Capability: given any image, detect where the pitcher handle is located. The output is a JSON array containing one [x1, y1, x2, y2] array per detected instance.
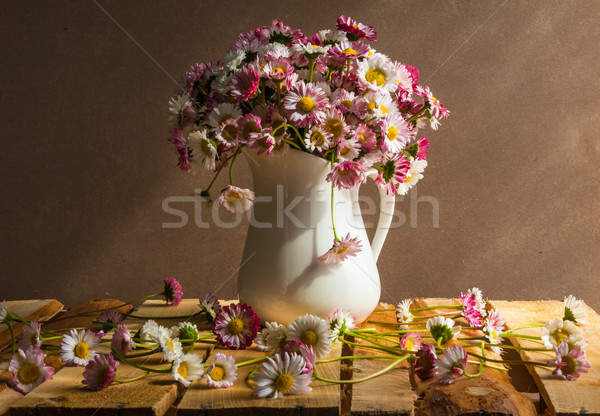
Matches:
[[365, 169, 396, 263]]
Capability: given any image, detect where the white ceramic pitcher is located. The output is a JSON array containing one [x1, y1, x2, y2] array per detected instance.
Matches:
[[238, 149, 395, 324]]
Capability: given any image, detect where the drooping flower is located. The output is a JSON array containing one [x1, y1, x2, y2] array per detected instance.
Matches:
[[17, 321, 42, 350], [426, 316, 461, 345], [217, 185, 255, 213], [396, 159, 427, 195], [467, 287, 487, 317], [230, 67, 260, 101], [563, 295, 588, 325], [247, 129, 276, 155], [434, 344, 468, 384], [287, 314, 333, 359], [8, 346, 54, 394], [94, 309, 124, 332], [547, 341, 591, 381], [400, 332, 422, 352], [328, 309, 358, 339], [167, 93, 195, 128], [396, 299, 414, 330], [415, 343, 438, 380], [318, 233, 362, 264], [168, 128, 191, 172], [163, 277, 183, 306], [171, 321, 199, 343], [188, 130, 217, 170], [326, 161, 365, 189], [171, 352, 204, 387], [375, 154, 410, 195], [60, 329, 100, 366], [154, 326, 183, 362], [253, 352, 312, 399], [111, 324, 135, 356], [255, 327, 272, 352], [204, 352, 237, 388], [82, 354, 119, 391], [283, 81, 329, 128], [199, 292, 221, 323], [237, 113, 263, 144], [483, 309, 505, 354], [281, 340, 316, 375], [213, 303, 261, 349], [336, 15, 377, 42], [541, 318, 582, 349], [416, 137, 430, 161], [459, 292, 484, 328]]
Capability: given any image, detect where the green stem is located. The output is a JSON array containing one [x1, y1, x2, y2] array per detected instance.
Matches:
[[502, 323, 545, 334], [373, 308, 396, 312], [466, 352, 549, 367], [409, 305, 461, 312], [281, 138, 302, 150], [340, 337, 405, 356], [314, 355, 409, 384], [236, 353, 275, 368], [112, 349, 171, 373], [228, 147, 242, 185], [124, 348, 160, 358], [204, 152, 235, 195], [316, 355, 400, 364], [499, 333, 541, 341], [309, 58, 315, 83], [329, 155, 340, 242], [7, 321, 16, 354], [39, 336, 64, 341], [115, 372, 150, 383], [122, 311, 203, 320]]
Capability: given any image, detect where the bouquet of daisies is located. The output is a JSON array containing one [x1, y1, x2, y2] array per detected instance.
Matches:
[[167, 16, 448, 262]]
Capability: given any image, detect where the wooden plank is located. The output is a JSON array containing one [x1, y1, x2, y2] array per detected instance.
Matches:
[[0, 299, 64, 351], [10, 298, 209, 416], [349, 302, 415, 416], [412, 298, 537, 416], [178, 345, 341, 416], [490, 300, 600, 416]]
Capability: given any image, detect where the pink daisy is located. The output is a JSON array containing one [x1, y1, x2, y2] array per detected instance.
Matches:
[[262, 57, 294, 81], [281, 339, 316, 375], [332, 89, 368, 118], [351, 124, 377, 153], [8, 346, 54, 394], [326, 160, 365, 189], [283, 81, 329, 128], [111, 324, 135, 356], [328, 309, 358, 338], [163, 277, 183, 306], [328, 40, 370, 59], [318, 233, 362, 264], [434, 344, 468, 384], [94, 309, 124, 331], [237, 114, 263, 144], [247, 129, 276, 155], [400, 332, 423, 352], [18, 321, 42, 350], [323, 108, 349, 142], [204, 352, 238, 388], [168, 129, 191, 172], [217, 185, 255, 213], [415, 344, 438, 380], [213, 303, 261, 349], [337, 137, 361, 161], [459, 292, 483, 328], [378, 113, 413, 154], [60, 329, 100, 366], [230, 67, 259, 101], [336, 15, 377, 42], [216, 118, 240, 147], [82, 354, 119, 391], [304, 126, 332, 152], [374, 154, 410, 195], [547, 341, 591, 381], [416, 137, 430, 160]]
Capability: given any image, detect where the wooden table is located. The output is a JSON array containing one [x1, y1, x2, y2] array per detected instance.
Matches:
[[1, 298, 598, 416]]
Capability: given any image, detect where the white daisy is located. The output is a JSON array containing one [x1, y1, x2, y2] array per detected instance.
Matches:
[[9, 347, 54, 394], [255, 327, 271, 352], [167, 93, 194, 128], [397, 159, 427, 195], [364, 90, 397, 118], [357, 54, 400, 93], [563, 295, 588, 325], [253, 352, 312, 399], [223, 48, 246, 72], [59, 329, 100, 366], [328, 309, 358, 339], [204, 352, 237, 388], [304, 126, 332, 152], [208, 102, 243, 129], [188, 129, 216, 170], [155, 326, 183, 362], [379, 112, 413, 154], [171, 352, 204, 387], [287, 314, 333, 359], [541, 318, 582, 349], [434, 344, 468, 384], [18, 321, 42, 350], [396, 299, 414, 330], [426, 316, 461, 345], [265, 322, 289, 352], [140, 319, 159, 342], [0, 300, 7, 323], [291, 42, 329, 56]]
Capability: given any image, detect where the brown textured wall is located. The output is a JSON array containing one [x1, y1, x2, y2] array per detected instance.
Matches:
[[1, 1, 599, 311]]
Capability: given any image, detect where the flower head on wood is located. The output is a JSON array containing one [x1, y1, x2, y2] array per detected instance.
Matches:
[[199, 292, 221, 324], [459, 291, 484, 328], [415, 343, 438, 380], [287, 314, 333, 360], [253, 352, 312, 399], [204, 352, 237, 388], [8, 347, 54, 394], [483, 309, 505, 355], [94, 309, 124, 332], [563, 295, 587, 325], [396, 299, 414, 330], [542, 318, 582, 349], [17, 321, 42, 350], [111, 324, 136, 356], [218, 185, 255, 213], [0, 300, 8, 323], [213, 303, 261, 349], [265, 321, 289, 353], [60, 329, 100, 366], [171, 322, 199, 343], [172, 352, 204, 387], [328, 309, 357, 340], [400, 332, 423, 352], [318, 233, 362, 264], [434, 344, 468, 384], [426, 316, 461, 345], [547, 340, 591, 381], [82, 354, 119, 391], [155, 326, 183, 362], [163, 277, 183, 306], [281, 339, 316, 375]]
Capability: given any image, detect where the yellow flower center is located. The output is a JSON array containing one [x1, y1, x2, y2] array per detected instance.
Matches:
[[358, 133, 366, 142], [222, 124, 237, 142], [275, 373, 294, 392], [325, 119, 344, 137], [336, 246, 349, 255], [310, 131, 325, 147], [210, 365, 225, 381], [491, 331, 499, 343], [300, 330, 318, 346], [342, 47, 357, 55], [297, 96, 316, 113], [352, 24, 360, 29], [243, 121, 261, 139], [74, 342, 89, 359], [227, 317, 246, 335], [166, 339, 175, 351], [365, 69, 386, 86], [17, 362, 41, 385], [341, 100, 353, 109], [404, 173, 413, 183], [228, 190, 241, 200], [177, 362, 188, 379], [380, 105, 389, 114], [405, 339, 414, 351], [553, 329, 569, 344], [340, 146, 351, 156], [273, 67, 285, 76], [219, 114, 233, 124], [367, 102, 376, 112], [200, 140, 213, 157], [387, 126, 398, 141]]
